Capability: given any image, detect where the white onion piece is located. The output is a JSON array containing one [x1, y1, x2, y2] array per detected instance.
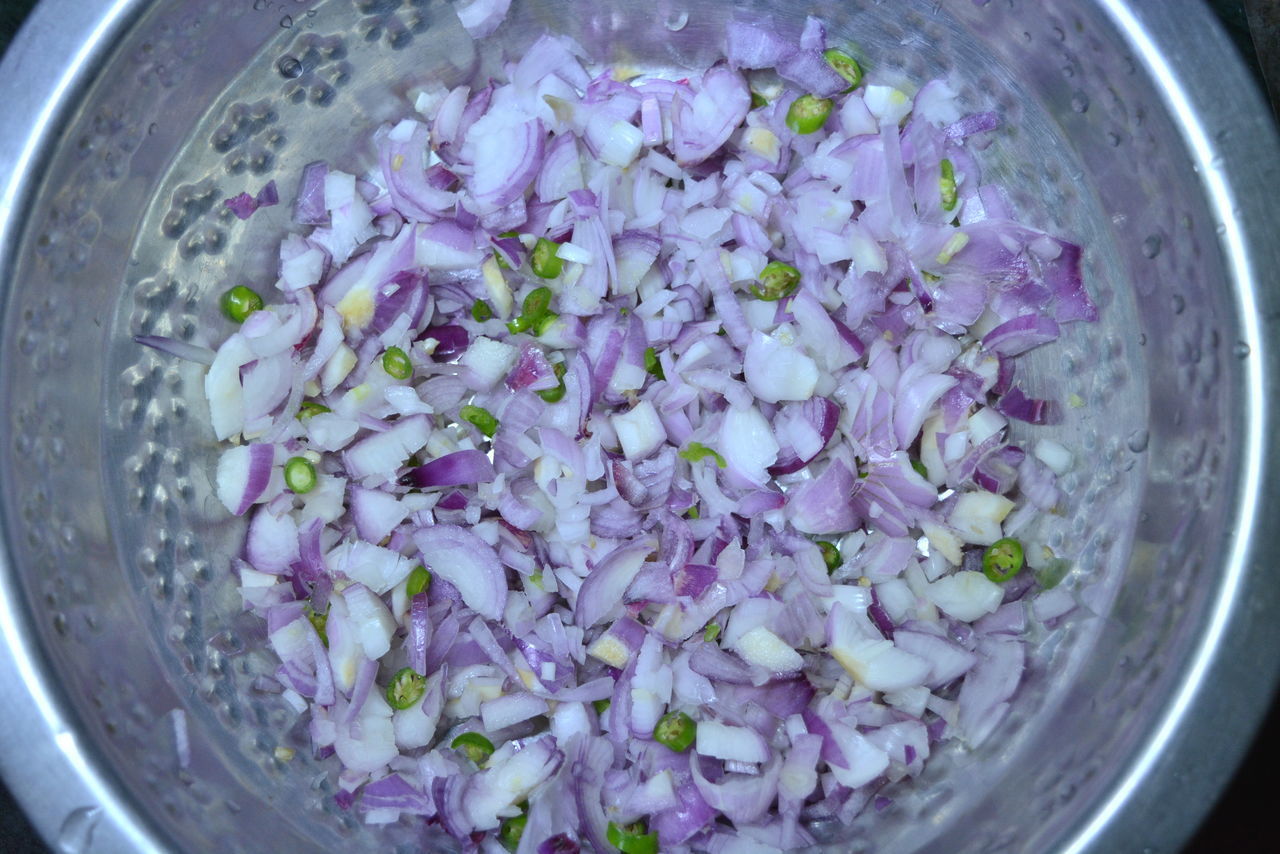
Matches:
[[611, 400, 666, 460], [461, 336, 519, 389], [743, 329, 820, 403], [414, 525, 508, 620], [733, 625, 803, 673], [696, 720, 771, 764], [927, 571, 1004, 622], [334, 691, 397, 773], [828, 604, 930, 693], [949, 491, 1015, 545], [719, 405, 779, 485], [342, 583, 397, 660]]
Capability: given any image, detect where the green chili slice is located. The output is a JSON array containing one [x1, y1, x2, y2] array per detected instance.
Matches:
[[817, 540, 841, 573], [450, 731, 495, 764], [703, 623, 721, 642], [751, 261, 801, 301], [460, 404, 499, 438], [607, 821, 658, 854], [382, 346, 412, 380], [405, 565, 431, 597], [939, 158, 958, 212], [750, 91, 769, 109], [471, 299, 494, 322], [532, 311, 560, 337], [823, 48, 864, 92], [498, 813, 527, 850], [283, 456, 317, 494], [537, 361, 568, 403], [522, 286, 553, 321], [982, 537, 1025, 583], [785, 94, 833, 135], [307, 607, 328, 646], [679, 442, 726, 468], [644, 346, 665, 380], [911, 458, 930, 479], [652, 710, 696, 753], [530, 237, 564, 279], [297, 400, 331, 420], [220, 285, 264, 323], [593, 698, 611, 716], [385, 667, 427, 710]]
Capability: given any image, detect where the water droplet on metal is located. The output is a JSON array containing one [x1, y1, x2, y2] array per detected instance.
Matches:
[[277, 55, 303, 78], [1170, 293, 1185, 314], [56, 806, 101, 854], [280, 14, 293, 28], [1070, 91, 1089, 113], [1137, 333, 1147, 346], [1106, 131, 1121, 147], [148, 122, 158, 135], [1233, 341, 1251, 359], [664, 11, 689, 31], [1126, 429, 1149, 453], [252, 0, 269, 10], [1141, 234, 1162, 258]]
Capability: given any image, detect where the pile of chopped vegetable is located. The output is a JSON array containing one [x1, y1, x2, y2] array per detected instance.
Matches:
[[140, 7, 1093, 852]]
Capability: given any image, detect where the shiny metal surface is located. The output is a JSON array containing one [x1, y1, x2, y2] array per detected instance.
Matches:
[[1, 1, 1278, 852]]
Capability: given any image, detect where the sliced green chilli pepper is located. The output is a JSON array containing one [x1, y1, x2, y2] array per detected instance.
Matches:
[[508, 286, 555, 335], [911, 458, 930, 479], [537, 362, 568, 403], [703, 623, 721, 642], [939, 158, 958, 212], [528, 571, 544, 590], [405, 565, 431, 597], [644, 346, 665, 380], [382, 346, 412, 380], [284, 456, 317, 494], [785, 94, 833, 135], [220, 285, 264, 323], [450, 731, 495, 764], [522, 286, 553, 321], [297, 400, 331, 420], [823, 48, 864, 92], [684, 505, 700, 520], [751, 261, 801, 301], [471, 299, 494, 322], [817, 541, 841, 573], [307, 608, 328, 646], [750, 91, 769, 109], [386, 667, 427, 710], [982, 537, 1025, 583], [679, 442, 726, 468], [593, 698, 611, 715], [498, 813, 527, 850], [530, 237, 564, 279], [460, 404, 499, 438], [653, 710, 696, 753], [532, 311, 560, 336], [607, 821, 658, 854]]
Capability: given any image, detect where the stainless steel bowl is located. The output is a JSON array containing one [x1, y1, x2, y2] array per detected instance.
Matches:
[[2, 1, 1279, 852]]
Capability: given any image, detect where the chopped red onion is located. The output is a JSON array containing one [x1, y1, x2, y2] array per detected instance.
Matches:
[[178, 12, 1100, 849]]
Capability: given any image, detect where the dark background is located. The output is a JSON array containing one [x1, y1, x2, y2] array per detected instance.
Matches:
[[0, 0, 1276, 851]]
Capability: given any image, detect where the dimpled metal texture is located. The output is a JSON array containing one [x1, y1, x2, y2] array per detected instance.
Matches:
[[0, 1, 1276, 853]]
